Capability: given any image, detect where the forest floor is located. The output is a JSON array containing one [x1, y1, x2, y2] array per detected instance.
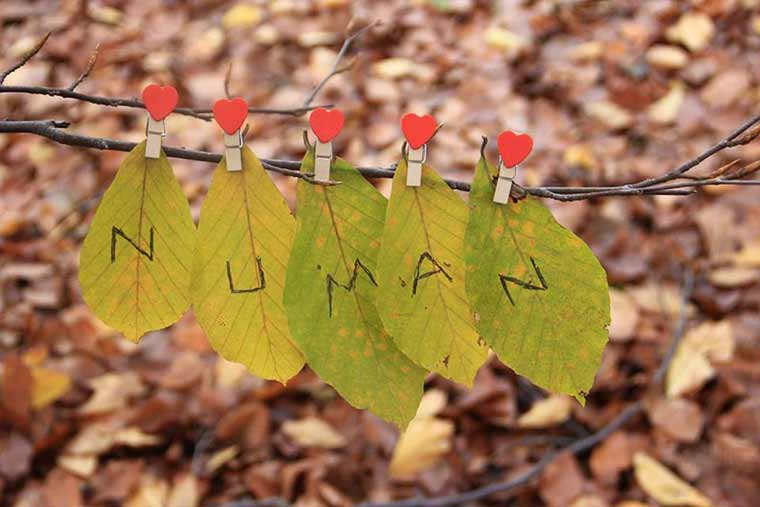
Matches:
[[1, 1, 760, 506]]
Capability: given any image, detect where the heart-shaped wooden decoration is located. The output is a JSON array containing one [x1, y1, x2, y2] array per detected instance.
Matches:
[[309, 108, 345, 143], [212, 97, 248, 135], [497, 130, 533, 167], [401, 113, 437, 150], [142, 84, 179, 121]]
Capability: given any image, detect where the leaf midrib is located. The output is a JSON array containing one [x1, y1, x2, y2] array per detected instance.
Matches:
[[134, 157, 149, 335], [410, 186, 463, 372], [239, 169, 282, 381], [321, 183, 407, 422]]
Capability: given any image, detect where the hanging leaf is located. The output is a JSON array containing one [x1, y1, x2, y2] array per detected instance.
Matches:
[[192, 147, 304, 383], [376, 159, 487, 385], [79, 142, 195, 341], [463, 156, 609, 403], [283, 151, 425, 427]]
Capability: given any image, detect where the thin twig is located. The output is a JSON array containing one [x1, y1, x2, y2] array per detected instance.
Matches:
[[302, 21, 378, 107], [224, 62, 233, 99], [67, 45, 99, 92], [0, 32, 51, 85], [0, 24, 354, 118], [630, 113, 760, 189]]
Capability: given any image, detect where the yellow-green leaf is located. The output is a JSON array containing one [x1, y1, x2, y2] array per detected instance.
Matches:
[[283, 152, 425, 427], [376, 160, 487, 385], [192, 147, 304, 383], [463, 156, 610, 403], [79, 142, 195, 341]]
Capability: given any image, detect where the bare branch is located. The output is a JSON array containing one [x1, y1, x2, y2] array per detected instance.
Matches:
[[0, 32, 51, 85], [67, 45, 100, 92], [630, 112, 760, 189], [3, 119, 759, 199], [0, 85, 333, 120], [302, 20, 378, 107], [224, 62, 233, 99]]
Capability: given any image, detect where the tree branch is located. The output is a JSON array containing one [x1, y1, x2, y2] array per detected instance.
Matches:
[[3, 119, 759, 200], [0, 31, 334, 119], [301, 21, 378, 107]]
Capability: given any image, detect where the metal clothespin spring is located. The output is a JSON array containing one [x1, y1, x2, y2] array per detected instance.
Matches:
[[493, 158, 518, 204], [145, 116, 167, 159], [405, 144, 427, 187], [314, 139, 333, 183], [223, 129, 244, 172]]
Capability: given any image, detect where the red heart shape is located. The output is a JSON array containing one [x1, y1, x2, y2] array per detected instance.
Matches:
[[142, 84, 178, 121], [401, 113, 437, 150], [309, 108, 344, 143], [213, 97, 249, 135], [497, 130, 533, 167]]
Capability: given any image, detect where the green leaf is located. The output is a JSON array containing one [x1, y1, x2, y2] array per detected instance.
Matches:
[[79, 142, 195, 341], [463, 157, 610, 403], [376, 160, 487, 385], [192, 147, 304, 383], [283, 152, 426, 427]]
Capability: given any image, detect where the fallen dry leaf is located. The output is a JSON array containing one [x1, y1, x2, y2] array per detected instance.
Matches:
[[608, 288, 639, 342], [584, 101, 633, 130], [389, 389, 454, 479], [205, 445, 238, 474], [78, 372, 145, 415], [42, 468, 83, 507], [484, 26, 529, 54], [590, 431, 632, 484], [570, 495, 608, 507], [214, 357, 250, 389], [629, 283, 694, 318], [517, 395, 574, 429], [539, 452, 586, 507], [647, 398, 703, 443], [29, 366, 71, 409], [371, 58, 416, 80], [113, 427, 163, 448], [222, 4, 262, 29], [667, 320, 734, 398], [708, 266, 759, 288], [57, 454, 98, 478], [633, 452, 712, 507], [66, 421, 119, 456], [646, 45, 689, 69], [647, 81, 685, 125], [167, 474, 201, 507], [281, 416, 346, 449], [125, 475, 169, 507], [563, 144, 599, 172], [732, 241, 760, 267], [666, 12, 715, 52]]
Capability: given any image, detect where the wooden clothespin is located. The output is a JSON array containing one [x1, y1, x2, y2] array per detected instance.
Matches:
[[401, 113, 437, 187], [142, 84, 178, 159], [212, 97, 249, 172], [309, 107, 345, 182], [493, 130, 534, 204]]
